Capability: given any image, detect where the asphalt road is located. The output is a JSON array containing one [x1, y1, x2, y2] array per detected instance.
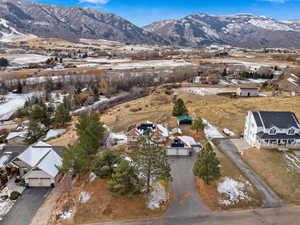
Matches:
[[165, 156, 212, 219], [0, 188, 50, 225], [213, 139, 282, 208], [94, 206, 300, 225]]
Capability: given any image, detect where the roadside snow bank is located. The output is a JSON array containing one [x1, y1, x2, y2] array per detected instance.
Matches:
[[203, 119, 224, 140], [218, 177, 250, 206], [148, 182, 168, 210]]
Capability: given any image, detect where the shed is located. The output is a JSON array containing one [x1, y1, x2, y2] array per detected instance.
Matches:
[[236, 87, 259, 97], [176, 115, 193, 126]]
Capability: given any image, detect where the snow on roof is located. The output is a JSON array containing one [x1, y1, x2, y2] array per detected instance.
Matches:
[[17, 142, 62, 177], [6, 131, 26, 140], [36, 150, 62, 177], [157, 124, 169, 137], [178, 136, 197, 147], [16, 145, 50, 168], [43, 129, 66, 141]]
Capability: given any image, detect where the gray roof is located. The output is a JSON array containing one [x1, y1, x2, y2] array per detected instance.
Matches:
[[253, 111, 300, 129], [257, 132, 300, 140], [239, 87, 259, 90]]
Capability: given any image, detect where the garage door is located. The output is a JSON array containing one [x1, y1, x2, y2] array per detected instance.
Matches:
[[28, 178, 52, 187], [167, 148, 177, 156]]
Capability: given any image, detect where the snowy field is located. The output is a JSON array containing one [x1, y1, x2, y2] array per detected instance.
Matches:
[[0, 93, 38, 121], [183, 87, 234, 96], [218, 177, 251, 206], [97, 60, 193, 70], [7, 54, 50, 65], [83, 57, 131, 64], [230, 79, 268, 85]]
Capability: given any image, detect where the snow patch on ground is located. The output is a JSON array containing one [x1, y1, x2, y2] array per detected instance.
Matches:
[[218, 177, 251, 206], [183, 87, 234, 96], [287, 78, 299, 86], [284, 152, 300, 172], [89, 172, 97, 183], [108, 132, 127, 145], [9, 54, 50, 65], [148, 182, 168, 210], [0, 92, 38, 121], [79, 192, 92, 204], [0, 187, 14, 220], [202, 119, 224, 140], [60, 209, 72, 220]]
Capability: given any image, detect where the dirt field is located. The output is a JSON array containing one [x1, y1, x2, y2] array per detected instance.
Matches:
[[51, 176, 166, 225], [242, 148, 300, 205]]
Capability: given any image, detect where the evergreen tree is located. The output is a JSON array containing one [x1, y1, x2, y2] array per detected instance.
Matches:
[[76, 112, 105, 156], [30, 104, 51, 126], [60, 144, 90, 176], [191, 117, 206, 133], [25, 121, 46, 144], [0, 57, 9, 67], [221, 68, 228, 77], [93, 150, 122, 179], [134, 133, 171, 193], [54, 104, 71, 127], [193, 142, 221, 185], [16, 82, 23, 94], [172, 98, 189, 117], [109, 160, 143, 196]]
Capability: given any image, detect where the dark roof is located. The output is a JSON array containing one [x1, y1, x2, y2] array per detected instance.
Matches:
[[253, 111, 300, 129], [257, 132, 300, 140], [239, 87, 259, 90], [176, 115, 193, 121]]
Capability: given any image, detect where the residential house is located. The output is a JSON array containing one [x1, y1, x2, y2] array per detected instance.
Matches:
[[6, 131, 27, 145], [126, 122, 169, 144], [237, 87, 259, 97], [11, 141, 62, 187], [244, 111, 300, 150], [167, 136, 202, 156]]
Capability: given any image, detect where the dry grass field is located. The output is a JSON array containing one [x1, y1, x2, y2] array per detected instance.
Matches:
[[242, 148, 300, 204]]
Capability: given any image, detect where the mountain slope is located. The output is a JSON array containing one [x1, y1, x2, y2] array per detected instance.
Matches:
[[0, 0, 168, 45], [144, 13, 300, 48]]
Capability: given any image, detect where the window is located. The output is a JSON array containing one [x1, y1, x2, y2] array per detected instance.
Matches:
[[270, 128, 276, 135], [288, 128, 295, 135]]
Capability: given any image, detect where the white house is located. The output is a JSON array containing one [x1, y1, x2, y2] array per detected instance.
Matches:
[[11, 141, 62, 187], [237, 87, 259, 97], [244, 111, 300, 150]]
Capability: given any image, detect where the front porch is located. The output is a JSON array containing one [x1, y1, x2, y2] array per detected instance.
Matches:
[[258, 138, 299, 150]]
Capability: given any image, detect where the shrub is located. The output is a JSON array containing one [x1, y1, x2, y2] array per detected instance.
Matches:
[[10, 191, 21, 200]]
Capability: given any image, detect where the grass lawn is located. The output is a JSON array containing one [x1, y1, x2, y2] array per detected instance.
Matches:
[[242, 148, 300, 205]]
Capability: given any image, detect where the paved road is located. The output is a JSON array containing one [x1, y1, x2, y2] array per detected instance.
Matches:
[[213, 139, 281, 208], [92, 206, 300, 225], [0, 188, 50, 225], [165, 156, 211, 219]]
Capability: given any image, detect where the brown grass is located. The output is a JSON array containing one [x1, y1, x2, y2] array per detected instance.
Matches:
[[242, 148, 300, 204], [53, 176, 166, 225]]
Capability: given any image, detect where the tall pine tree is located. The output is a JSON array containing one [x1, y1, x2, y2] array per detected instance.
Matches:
[[193, 142, 221, 184], [172, 98, 189, 116]]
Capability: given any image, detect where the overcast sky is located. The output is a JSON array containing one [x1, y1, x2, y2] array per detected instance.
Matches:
[[32, 0, 300, 26]]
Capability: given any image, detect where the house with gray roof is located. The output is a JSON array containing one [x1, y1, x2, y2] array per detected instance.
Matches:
[[244, 111, 300, 150]]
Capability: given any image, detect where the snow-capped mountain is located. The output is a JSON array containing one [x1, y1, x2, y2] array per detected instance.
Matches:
[[144, 13, 300, 48], [0, 0, 168, 45]]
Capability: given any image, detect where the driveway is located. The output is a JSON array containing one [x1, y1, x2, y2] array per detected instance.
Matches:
[[164, 156, 212, 219], [0, 188, 50, 225], [213, 139, 281, 208]]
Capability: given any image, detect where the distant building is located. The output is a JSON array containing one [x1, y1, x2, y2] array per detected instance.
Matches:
[[244, 111, 300, 150], [237, 87, 259, 97], [6, 132, 27, 145]]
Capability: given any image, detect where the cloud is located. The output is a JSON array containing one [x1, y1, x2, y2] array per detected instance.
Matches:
[[79, 0, 109, 4]]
